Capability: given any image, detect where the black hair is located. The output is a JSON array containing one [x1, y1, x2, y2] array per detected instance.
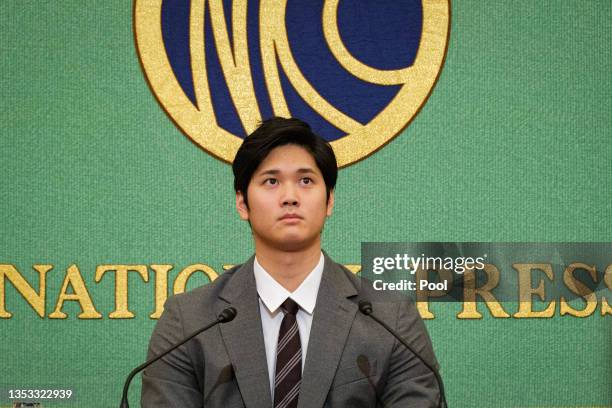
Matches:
[[232, 117, 337, 207]]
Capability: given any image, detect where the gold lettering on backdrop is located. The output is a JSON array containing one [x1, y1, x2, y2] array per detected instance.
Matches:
[[49, 264, 102, 319], [173, 264, 219, 294], [416, 302, 433, 320], [1, 262, 610, 319], [150, 264, 173, 319], [343, 265, 361, 274], [0, 264, 52, 318], [415, 268, 453, 320], [601, 264, 612, 316], [457, 264, 510, 319], [559, 263, 598, 317], [95, 265, 149, 319], [513, 263, 555, 318]]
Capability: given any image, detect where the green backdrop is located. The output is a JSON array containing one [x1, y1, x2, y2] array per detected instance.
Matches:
[[2, 1, 610, 407]]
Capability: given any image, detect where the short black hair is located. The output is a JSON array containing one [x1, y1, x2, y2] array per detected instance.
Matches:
[[232, 117, 337, 207]]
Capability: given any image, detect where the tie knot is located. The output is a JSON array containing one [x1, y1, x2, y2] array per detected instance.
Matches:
[[280, 298, 299, 316]]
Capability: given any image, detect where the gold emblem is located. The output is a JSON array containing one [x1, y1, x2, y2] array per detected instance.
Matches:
[[134, 0, 450, 167]]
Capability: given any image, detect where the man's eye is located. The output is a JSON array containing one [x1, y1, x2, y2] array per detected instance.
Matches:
[[301, 177, 313, 185], [264, 178, 278, 185]]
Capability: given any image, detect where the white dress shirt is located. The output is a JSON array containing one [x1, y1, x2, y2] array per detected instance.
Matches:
[[253, 252, 324, 398]]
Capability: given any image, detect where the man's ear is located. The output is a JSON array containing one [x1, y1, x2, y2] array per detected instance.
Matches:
[[236, 191, 249, 220], [326, 189, 335, 217]]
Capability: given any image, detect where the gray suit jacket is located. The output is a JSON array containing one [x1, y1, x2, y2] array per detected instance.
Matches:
[[141, 253, 441, 407]]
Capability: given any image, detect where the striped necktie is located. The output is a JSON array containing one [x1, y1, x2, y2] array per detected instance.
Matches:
[[273, 298, 301, 408]]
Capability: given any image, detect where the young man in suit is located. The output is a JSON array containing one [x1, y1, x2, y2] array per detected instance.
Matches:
[[141, 117, 442, 407]]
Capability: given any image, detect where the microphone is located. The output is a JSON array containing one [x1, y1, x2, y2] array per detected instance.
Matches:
[[358, 301, 447, 408], [119, 307, 237, 408]]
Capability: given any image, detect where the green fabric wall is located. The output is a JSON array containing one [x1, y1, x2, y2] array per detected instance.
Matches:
[[2, 1, 610, 407]]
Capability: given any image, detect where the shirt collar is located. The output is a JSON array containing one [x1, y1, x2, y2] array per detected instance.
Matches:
[[254, 252, 324, 315]]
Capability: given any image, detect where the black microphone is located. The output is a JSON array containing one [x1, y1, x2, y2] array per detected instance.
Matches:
[[119, 307, 237, 408], [358, 300, 447, 408]]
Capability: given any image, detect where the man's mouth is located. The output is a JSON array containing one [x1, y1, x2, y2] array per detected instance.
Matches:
[[280, 214, 302, 220]]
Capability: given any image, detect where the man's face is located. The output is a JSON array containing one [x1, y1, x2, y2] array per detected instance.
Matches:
[[236, 144, 334, 252]]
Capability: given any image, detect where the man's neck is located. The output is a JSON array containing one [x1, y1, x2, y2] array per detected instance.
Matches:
[[254, 242, 322, 292]]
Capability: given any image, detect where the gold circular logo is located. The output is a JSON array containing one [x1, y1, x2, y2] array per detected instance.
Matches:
[[134, 0, 450, 167]]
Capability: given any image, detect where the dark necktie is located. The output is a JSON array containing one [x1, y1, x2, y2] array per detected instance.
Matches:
[[273, 298, 302, 408]]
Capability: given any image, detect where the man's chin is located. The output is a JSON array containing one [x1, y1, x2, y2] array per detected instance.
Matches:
[[274, 235, 320, 252], [252, 229, 321, 252]]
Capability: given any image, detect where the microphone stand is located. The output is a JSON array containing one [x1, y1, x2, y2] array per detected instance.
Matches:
[[359, 301, 447, 408], [119, 307, 237, 408]]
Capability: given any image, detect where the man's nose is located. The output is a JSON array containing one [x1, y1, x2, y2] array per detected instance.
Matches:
[[281, 184, 299, 206], [283, 198, 298, 206]]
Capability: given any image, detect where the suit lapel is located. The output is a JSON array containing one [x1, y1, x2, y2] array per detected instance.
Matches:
[[297, 253, 358, 408], [216, 257, 273, 408]]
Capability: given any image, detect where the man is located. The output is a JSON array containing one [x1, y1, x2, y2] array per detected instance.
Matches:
[[141, 117, 442, 407]]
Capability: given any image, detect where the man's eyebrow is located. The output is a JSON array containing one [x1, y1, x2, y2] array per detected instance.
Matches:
[[296, 168, 316, 174], [257, 169, 280, 176], [256, 167, 316, 176]]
